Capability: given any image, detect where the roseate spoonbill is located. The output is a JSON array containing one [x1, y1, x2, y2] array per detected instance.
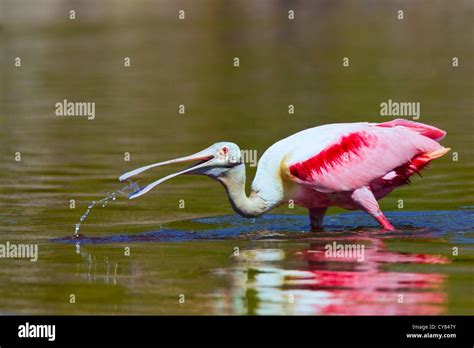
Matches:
[[119, 119, 449, 231]]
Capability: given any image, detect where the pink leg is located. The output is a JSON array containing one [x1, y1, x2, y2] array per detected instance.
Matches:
[[351, 187, 395, 231], [308, 207, 328, 231]]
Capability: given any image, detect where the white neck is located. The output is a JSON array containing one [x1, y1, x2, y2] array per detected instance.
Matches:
[[217, 164, 272, 218]]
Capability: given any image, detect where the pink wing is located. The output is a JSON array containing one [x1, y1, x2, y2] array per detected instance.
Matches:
[[287, 119, 447, 193]]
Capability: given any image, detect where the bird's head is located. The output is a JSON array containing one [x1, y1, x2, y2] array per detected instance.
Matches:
[[119, 142, 243, 199]]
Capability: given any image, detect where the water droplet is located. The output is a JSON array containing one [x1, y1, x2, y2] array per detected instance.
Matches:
[[73, 180, 138, 236]]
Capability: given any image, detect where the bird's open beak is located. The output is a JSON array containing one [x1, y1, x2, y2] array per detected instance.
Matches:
[[119, 148, 216, 199]]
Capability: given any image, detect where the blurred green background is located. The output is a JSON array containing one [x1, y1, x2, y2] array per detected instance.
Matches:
[[0, 0, 473, 315]]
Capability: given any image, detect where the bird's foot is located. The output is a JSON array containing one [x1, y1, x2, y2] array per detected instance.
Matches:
[[310, 224, 325, 232], [308, 207, 328, 232], [377, 214, 396, 231]]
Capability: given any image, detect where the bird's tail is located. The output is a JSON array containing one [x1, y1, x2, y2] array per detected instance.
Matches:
[[377, 119, 447, 142], [392, 147, 451, 184]]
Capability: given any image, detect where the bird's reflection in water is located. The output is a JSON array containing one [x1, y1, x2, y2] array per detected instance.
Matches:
[[213, 236, 448, 315], [75, 243, 119, 286]]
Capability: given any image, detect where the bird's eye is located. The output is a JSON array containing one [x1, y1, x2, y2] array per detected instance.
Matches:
[[220, 146, 230, 156]]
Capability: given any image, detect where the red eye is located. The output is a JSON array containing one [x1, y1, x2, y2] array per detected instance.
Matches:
[[221, 146, 229, 155]]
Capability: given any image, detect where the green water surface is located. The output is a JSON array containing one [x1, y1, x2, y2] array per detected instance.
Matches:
[[1, 0, 473, 315]]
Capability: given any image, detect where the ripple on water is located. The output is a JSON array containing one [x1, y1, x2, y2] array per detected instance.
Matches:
[[53, 209, 474, 245]]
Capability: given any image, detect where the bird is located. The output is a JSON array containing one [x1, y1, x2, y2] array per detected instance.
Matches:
[[119, 119, 449, 231]]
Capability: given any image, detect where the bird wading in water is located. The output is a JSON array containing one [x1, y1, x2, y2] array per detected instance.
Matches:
[[119, 119, 449, 231]]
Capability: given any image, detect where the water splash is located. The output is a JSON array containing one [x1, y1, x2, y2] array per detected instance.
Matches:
[[74, 180, 140, 237]]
